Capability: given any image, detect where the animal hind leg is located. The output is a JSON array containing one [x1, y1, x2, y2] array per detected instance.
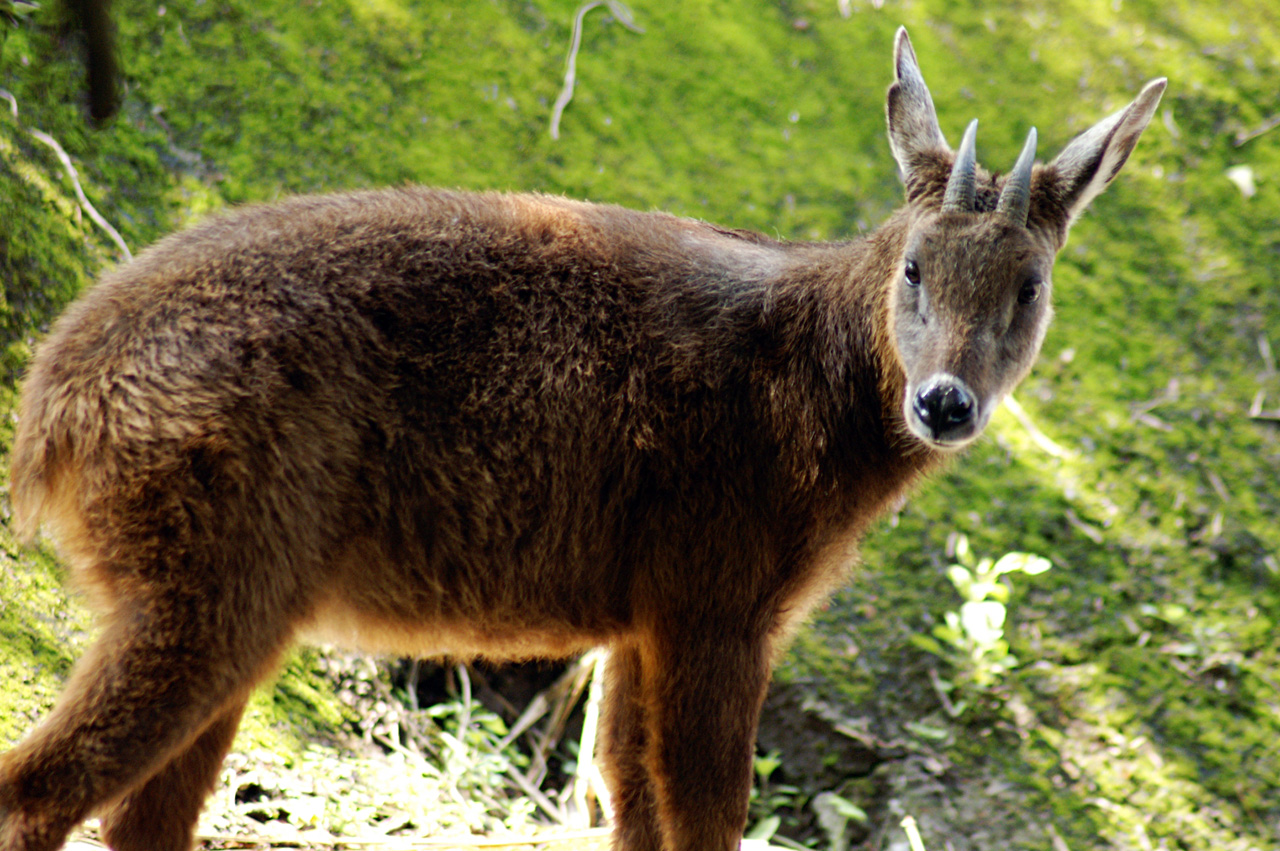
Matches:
[[98, 695, 250, 851], [0, 580, 294, 851], [599, 645, 662, 851]]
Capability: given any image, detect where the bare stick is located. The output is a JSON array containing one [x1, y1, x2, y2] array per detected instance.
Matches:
[[1064, 509, 1104, 544], [505, 765, 569, 826], [496, 689, 552, 751], [455, 663, 473, 751], [1235, 114, 1280, 147], [549, 1, 642, 140], [1, 87, 132, 261], [901, 815, 927, 851], [1003, 394, 1068, 458], [497, 651, 594, 750], [569, 649, 606, 827], [28, 128, 133, 261], [1249, 390, 1280, 421], [522, 654, 594, 789]]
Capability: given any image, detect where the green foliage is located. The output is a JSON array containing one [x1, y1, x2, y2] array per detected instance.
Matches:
[[0, 0, 37, 30], [747, 750, 805, 844], [747, 747, 869, 851], [809, 791, 868, 851], [0, 537, 89, 746], [912, 536, 1051, 708]]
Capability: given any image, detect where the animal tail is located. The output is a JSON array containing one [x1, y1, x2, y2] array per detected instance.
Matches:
[[9, 349, 100, 545]]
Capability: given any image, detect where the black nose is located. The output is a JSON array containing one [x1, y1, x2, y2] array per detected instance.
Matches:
[[913, 382, 975, 440]]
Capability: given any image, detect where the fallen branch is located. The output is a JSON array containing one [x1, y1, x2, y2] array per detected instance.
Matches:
[[1132, 411, 1173, 432], [549, 1, 642, 140], [1235, 114, 1280, 147], [1064, 509, 1104, 544], [1258, 333, 1276, 375], [568, 650, 607, 827], [1249, 390, 1280, 422], [1003, 394, 1069, 458], [505, 765, 569, 826], [517, 654, 595, 791], [454, 663, 473, 760], [0, 88, 132, 261]]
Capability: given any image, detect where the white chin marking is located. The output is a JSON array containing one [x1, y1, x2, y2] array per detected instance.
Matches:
[[928, 434, 978, 451], [907, 422, 977, 450]]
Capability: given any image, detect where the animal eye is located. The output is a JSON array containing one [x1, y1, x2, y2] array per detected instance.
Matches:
[[1018, 279, 1040, 305], [904, 259, 921, 286]]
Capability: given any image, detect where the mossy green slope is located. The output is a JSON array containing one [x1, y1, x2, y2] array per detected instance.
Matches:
[[2, 0, 1278, 847]]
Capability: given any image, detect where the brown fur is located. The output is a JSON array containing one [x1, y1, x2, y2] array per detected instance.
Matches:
[[0, 30, 1164, 851]]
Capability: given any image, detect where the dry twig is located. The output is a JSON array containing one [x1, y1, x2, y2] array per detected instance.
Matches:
[[27, 130, 134, 262], [1249, 390, 1280, 422], [518, 655, 595, 790], [0, 88, 132, 261], [568, 651, 607, 827], [1064, 509, 1104, 544], [1258, 334, 1276, 375], [1235, 114, 1280, 147], [549, 1, 642, 140], [1003, 394, 1069, 458]]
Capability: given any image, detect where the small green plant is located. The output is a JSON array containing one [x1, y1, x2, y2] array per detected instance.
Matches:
[[912, 535, 1051, 715], [745, 750, 804, 845], [811, 790, 867, 851]]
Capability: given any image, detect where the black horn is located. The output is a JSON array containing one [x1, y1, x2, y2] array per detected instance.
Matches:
[[996, 127, 1037, 225], [941, 119, 978, 212]]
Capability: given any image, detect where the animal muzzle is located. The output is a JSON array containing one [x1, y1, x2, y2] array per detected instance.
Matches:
[[906, 374, 983, 448]]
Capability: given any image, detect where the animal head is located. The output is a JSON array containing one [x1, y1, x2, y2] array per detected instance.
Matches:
[[885, 28, 1165, 450]]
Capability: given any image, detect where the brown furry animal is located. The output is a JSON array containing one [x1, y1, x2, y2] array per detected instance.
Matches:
[[0, 29, 1163, 851]]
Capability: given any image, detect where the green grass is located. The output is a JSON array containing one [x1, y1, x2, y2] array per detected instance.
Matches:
[[3, 0, 1279, 847]]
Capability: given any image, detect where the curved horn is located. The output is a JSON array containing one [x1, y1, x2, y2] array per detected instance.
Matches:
[[941, 119, 978, 212], [996, 127, 1038, 225]]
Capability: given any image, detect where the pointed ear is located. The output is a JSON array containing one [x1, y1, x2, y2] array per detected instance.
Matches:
[[1046, 78, 1167, 224], [886, 27, 950, 180]]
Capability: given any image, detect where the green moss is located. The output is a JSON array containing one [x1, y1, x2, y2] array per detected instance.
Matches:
[[231, 649, 355, 756], [0, 542, 89, 745]]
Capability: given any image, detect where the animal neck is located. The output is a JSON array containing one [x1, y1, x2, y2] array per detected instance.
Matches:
[[740, 214, 942, 509]]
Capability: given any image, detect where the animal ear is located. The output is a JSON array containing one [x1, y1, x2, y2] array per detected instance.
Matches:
[[886, 27, 950, 180], [1045, 78, 1167, 225]]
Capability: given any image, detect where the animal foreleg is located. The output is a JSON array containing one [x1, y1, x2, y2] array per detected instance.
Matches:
[[639, 622, 772, 851]]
